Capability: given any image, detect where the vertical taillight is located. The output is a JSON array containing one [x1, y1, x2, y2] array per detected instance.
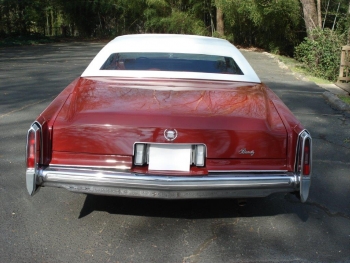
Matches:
[[26, 130, 36, 168], [194, 144, 206, 167], [134, 144, 147, 165], [296, 130, 312, 203], [295, 130, 312, 176], [303, 138, 311, 176], [26, 123, 41, 169]]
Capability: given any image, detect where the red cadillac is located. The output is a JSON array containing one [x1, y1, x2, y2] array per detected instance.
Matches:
[[26, 34, 312, 202]]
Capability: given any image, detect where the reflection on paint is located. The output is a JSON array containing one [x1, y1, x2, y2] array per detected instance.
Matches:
[[53, 77, 287, 160]]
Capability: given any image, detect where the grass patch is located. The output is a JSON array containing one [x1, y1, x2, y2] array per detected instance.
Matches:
[[0, 35, 111, 47], [338, 95, 350, 105], [0, 34, 55, 47], [306, 75, 332, 84], [276, 54, 332, 84]]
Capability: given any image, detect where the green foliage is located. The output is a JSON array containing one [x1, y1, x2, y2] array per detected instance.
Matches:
[[1, 0, 349, 84], [218, 0, 302, 55], [295, 29, 345, 81], [0, 0, 308, 50], [338, 95, 350, 106], [144, 0, 208, 35]]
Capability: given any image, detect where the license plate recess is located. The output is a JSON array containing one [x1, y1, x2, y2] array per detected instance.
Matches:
[[148, 144, 192, 172]]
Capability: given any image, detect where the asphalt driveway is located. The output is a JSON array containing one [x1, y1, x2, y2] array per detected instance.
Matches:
[[0, 43, 349, 263]]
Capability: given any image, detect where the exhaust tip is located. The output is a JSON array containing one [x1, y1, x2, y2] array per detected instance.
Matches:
[[237, 199, 247, 207]]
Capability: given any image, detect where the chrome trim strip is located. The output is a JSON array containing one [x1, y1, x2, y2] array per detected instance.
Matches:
[[132, 142, 208, 156], [208, 170, 288, 173], [294, 129, 303, 174], [41, 166, 288, 173], [49, 163, 131, 170], [31, 165, 300, 199]]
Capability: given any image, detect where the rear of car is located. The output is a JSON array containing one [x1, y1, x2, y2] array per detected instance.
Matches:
[[25, 34, 312, 202]]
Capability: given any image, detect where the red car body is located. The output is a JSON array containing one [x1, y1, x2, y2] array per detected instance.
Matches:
[[26, 35, 312, 202]]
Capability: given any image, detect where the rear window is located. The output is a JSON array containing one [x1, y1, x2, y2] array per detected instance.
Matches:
[[100, 52, 243, 75]]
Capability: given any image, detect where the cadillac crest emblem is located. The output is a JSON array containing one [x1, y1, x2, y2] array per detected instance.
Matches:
[[164, 129, 178, 141]]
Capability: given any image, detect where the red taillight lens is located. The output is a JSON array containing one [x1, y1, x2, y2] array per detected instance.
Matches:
[[303, 138, 310, 175], [35, 132, 41, 166], [26, 130, 35, 168], [26, 124, 41, 169]]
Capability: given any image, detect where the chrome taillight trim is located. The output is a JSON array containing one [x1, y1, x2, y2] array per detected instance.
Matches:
[[293, 129, 312, 202], [294, 129, 312, 175], [25, 122, 42, 196]]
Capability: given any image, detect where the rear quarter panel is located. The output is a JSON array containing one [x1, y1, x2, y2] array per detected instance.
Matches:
[[263, 84, 304, 171], [34, 78, 79, 165]]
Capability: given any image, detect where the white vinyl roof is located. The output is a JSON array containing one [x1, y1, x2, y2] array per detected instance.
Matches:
[[81, 34, 261, 83]]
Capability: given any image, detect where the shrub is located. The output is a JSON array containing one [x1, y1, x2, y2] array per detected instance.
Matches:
[[294, 29, 345, 81]]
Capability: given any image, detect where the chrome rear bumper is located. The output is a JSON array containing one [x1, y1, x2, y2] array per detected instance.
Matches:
[[26, 165, 305, 200]]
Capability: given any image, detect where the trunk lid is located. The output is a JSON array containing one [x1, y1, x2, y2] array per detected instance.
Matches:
[[52, 77, 287, 159]]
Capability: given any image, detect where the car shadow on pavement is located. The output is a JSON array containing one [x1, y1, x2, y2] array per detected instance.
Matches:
[[78, 193, 309, 221]]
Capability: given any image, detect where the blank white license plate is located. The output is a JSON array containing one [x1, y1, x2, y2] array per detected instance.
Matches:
[[148, 144, 191, 172]]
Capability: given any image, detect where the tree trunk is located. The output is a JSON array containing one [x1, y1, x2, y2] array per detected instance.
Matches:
[[347, 1, 350, 44], [300, 0, 319, 39], [51, 8, 54, 36], [46, 9, 49, 36], [216, 7, 224, 36], [5, 5, 12, 34], [317, 0, 322, 28]]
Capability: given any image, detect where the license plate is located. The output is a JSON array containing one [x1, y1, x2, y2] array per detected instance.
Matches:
[[148, 144, 191, 172]]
